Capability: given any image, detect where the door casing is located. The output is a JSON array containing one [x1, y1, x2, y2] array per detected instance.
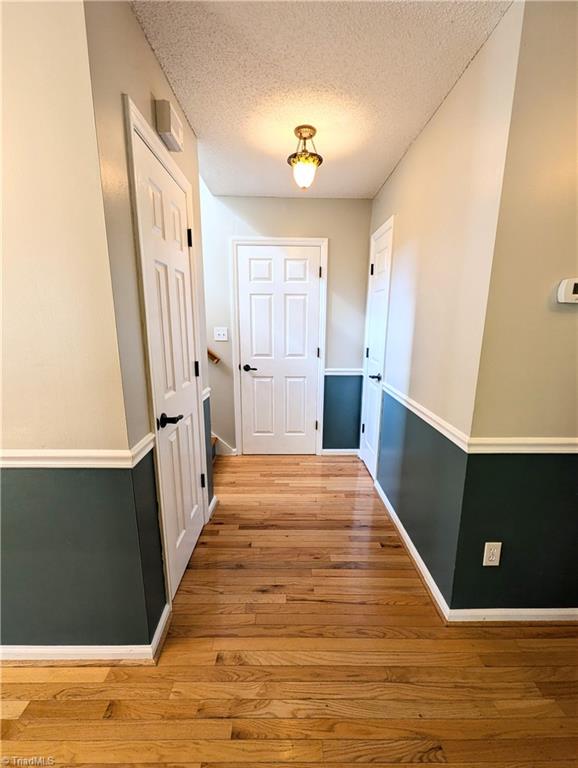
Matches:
[[230, 237, 328, 455], [123, 96, 210, 603]]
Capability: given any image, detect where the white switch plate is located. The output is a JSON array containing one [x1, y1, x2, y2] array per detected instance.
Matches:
[[213, 326, 228, 342], [483, 541, 502, 567]]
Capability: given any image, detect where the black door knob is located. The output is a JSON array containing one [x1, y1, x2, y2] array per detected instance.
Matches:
[[243, 364, 258, 372], [368, 373, 382, 382], [157, 413, 184, 429]]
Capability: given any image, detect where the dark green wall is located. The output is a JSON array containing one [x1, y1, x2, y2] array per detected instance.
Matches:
[[132, 451, 167, 638], [377, 391, 467, 604], [377, 391, 578, 610], [1, 450, 166, 645], [323, 375, 363, 450], [453, 453, 578, 609], [203, 396, 214, 502]]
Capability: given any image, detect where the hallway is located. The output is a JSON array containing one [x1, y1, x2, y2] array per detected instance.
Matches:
[[2, 455, 578, 764]]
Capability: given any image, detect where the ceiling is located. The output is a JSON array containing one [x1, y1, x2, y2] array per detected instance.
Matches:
[[133, 1, 510, 198]]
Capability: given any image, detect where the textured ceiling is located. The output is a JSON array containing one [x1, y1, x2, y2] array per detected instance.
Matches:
[[133, 1, 510, 198]]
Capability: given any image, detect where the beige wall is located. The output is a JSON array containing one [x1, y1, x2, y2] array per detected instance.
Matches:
[[472, 2, 578, 438], [2, 1, 127, 450], [201, 184, 372, 447], [84, 1, 208, 447], [370, 2, 524, 436]]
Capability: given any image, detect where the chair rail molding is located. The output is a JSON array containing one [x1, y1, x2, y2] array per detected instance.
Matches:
[[383, 383, 578, 454], [0, 433, 155, 469]]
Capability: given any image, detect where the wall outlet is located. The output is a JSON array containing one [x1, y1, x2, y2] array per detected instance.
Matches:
[[483, 541, 502, 567], [213, 326, 228, 342]]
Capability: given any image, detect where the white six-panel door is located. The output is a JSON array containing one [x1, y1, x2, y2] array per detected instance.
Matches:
[[235, 242, 324, 454], [359, 219, 393, 478], [133, 132, 204, 599]]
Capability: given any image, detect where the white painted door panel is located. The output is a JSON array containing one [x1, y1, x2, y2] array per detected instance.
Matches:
[[133, 133, 204, 599], [359, 220, 393, 477], [237, 244, 321, 454]]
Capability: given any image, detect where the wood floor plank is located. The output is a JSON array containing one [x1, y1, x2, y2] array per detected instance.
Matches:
[[0, 740, 323, 763], [3, 455, 576, 765]]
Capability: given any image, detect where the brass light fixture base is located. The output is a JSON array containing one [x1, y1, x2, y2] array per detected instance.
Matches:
[[294, 125, 317, 141]]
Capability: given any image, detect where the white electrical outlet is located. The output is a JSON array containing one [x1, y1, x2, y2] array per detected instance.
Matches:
[[213, 326, 228, 342], [483, 542, 502, 567]]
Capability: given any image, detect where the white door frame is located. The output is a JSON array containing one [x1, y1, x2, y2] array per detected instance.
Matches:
[[358, 216, 394, 476], [123, 96, 210, 601], [230, 237, 328, 455]]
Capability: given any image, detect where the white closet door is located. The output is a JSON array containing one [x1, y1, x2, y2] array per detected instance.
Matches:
[[237, 243, 322, 454]]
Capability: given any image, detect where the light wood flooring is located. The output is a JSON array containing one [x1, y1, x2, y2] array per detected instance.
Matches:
[[2, 455, 578, 765]]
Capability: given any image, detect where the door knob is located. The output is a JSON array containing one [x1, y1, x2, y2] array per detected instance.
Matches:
[[157, 412, 184, 429], [368, 373, 382, 381], [243, 364, 258, 372]]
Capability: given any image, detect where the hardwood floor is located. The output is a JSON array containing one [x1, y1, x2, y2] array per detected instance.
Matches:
[[2, 455, 578, 765]]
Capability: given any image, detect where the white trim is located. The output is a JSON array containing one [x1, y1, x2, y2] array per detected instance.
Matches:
[[382, 383, 578, 454], [129, 432, 155, 466], [202, 386, 211, 401], [468, 437, 578, 454], [316, 242, 329, 456], [324, 368, 363, 376], [447, 607, 578, 622], [374, 480, 578, 623], [0, 434, 155, 470], [213, 433, 237, 456], [320, 449, 359, 455], [374, 480, 450, 620], [208, 494, 219, 520], [383, 382, 469, 452], [0, 604, 171, 662], [230, 237, 328, 456]]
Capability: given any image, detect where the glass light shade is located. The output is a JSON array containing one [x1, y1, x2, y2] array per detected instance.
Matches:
[[292, 157, 318, 189], [287, 150, 322, 190]]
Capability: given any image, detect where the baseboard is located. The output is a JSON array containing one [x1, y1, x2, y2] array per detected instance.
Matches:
[[213, 434, 237, 456], [320, 448, 359, 455], [208, 494, 219, 519], [374, 480, 451, 621], [0, 604, 171, 664], [447, 607, 578, 622], [374, 480, 578, 624]]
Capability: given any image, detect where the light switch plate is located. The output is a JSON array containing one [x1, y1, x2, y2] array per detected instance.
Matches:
[[213, 326, 228, 342], [483, 541, 502, 567]]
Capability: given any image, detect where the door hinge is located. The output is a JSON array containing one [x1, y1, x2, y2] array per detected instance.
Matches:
[[319, 266, 322, 278], [361, 423, 365, 434], [365, 347, 369, 358], [194, 360, 200, 377], [200, 473, 206, 489], [370, 263, 374, 276], [315, 420, 319, 431], [187, 228, 193, 248], [317, 347, 320, 358]]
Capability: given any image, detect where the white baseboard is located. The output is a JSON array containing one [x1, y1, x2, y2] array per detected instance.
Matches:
[[0, 604, 171, 663], [213, 434, 237, 456], [374, 480, 578, 623], [447, 607, 578, 622], [208, 494, 219, 520], [320, 448, 359, 455], [374, 480, 450, 620]]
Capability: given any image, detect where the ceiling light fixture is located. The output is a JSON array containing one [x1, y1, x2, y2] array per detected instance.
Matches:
[[287, 125, 323, 190]]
